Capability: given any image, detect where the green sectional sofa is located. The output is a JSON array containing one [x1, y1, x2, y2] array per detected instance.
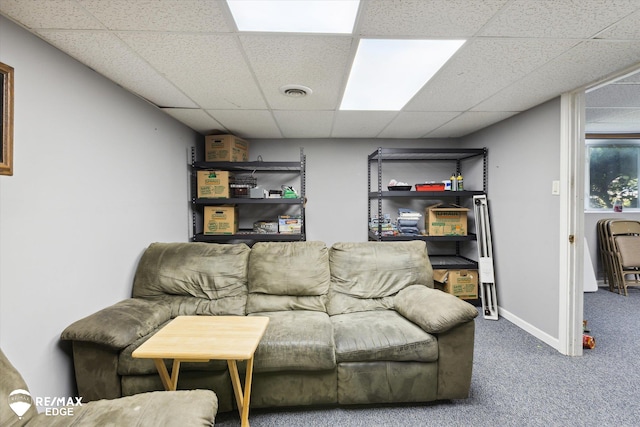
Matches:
[[61, 240, 478, 413]]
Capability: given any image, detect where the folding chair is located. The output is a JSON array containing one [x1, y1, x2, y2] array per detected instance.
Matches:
[[608, 220, 640, 295], [597, 219, 616, 291]]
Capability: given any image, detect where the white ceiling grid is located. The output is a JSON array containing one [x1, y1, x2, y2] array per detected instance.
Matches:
[[1, 0, 640, 138]]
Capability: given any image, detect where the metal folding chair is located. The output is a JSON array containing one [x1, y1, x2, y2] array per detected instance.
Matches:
[[608, 220, 640, 295]]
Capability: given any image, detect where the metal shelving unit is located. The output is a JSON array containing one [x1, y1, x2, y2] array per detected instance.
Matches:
[[191, 147, 306, 244], [367, 147, 487, 270]]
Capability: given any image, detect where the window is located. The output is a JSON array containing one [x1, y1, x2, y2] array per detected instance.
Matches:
[[586, 139, 640, 210]]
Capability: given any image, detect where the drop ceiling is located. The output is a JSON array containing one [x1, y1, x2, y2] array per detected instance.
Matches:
[[2, 0, 640, 139], [586, 70, 640, 135]]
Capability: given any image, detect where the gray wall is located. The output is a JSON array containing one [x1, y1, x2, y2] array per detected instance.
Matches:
[[247, 139, 460, 246], [461, 99, 562, 342], [0, 17, 197, 402]]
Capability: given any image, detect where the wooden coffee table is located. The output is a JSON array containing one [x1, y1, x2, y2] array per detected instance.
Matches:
[[132, 315, 269, 427]]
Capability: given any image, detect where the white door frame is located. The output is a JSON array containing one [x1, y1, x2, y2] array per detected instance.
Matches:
[[559, 91, 585, 356], [559, 64, 640, 356]]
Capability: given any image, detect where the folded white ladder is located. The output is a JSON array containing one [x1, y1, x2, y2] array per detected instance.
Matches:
[[473, 195, 499, 320]]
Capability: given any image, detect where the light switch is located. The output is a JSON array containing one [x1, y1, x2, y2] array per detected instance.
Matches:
[[552, 180, 560, 195]]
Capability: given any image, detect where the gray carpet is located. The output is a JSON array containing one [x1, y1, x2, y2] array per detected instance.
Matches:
[[215, 287, 640, 426]]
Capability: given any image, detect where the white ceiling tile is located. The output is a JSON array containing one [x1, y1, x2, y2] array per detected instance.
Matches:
[[0, 0, 103, 29], [585, 108, 626, 123], [426, 111, 517, 138], [273, 111, 335, 138], [332, 111, 398, 138], [162, 108, 227, 135], [616, 71, 640, 83], [239, 34, 353, 110], [406, 38, 579, 111], [586, 83, 640, 108], [36, 30, 198, 108], [471, 78, 558, 113], [593, 9, 640, 39], [561, 39, 640, 87], [78, 0, 233, 32], [206, 110, 282, 140], [378, 112, 461, 138], [479, 0, 640, 38], [587, 106, 640, 122], [586, 118, 640, 133], [118, 32, 266, 110], [358, 0, 508, 37], [476, 40, 640, 112]]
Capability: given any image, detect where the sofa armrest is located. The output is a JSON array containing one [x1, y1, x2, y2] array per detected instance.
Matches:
[[61, 298, 172, 350], [394, 285, 478, 333]]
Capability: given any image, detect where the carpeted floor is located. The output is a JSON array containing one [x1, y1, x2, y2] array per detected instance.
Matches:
[[214, 287, 640, 426]]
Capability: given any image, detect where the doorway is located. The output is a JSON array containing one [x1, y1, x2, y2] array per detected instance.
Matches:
[[569, 67, 640, 356]]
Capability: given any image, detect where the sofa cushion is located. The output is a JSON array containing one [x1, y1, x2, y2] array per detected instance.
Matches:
[[132, 242, 250, 315], [148, 295, 248, 318], [328, 241, 433, 315], [0, 349, 38, 426], [247, 241, 330, 313], [246, 294, 328, 313], [326, 290, 394, 315], [331, 310, 438, 363], [395, 285, 478, 333], [251, 311, 336, 372], [26, 390, 218, 427]]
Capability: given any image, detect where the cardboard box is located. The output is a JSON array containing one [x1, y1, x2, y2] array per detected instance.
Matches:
[[203, 205, 238, 235], [253, 220, 278, 234], [434, 269, 478, 300], [278, 215, 302, 234], [425, 203, 468, 236], [204, 134, 249, 162], [197, 170, 231, 198]]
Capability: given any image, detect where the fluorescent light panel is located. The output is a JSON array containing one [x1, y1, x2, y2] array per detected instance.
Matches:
[[227, 0, 360, 34], [340, 39, 465, 111]]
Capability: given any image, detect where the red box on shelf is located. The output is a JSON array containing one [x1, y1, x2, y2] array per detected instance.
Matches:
[[415, 183, 445, 192]]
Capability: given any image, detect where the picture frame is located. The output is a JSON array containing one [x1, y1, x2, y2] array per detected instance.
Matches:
[[1, 61, 14, 176]]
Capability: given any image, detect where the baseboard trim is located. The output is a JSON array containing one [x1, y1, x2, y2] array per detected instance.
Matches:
[[497, 307, 561, 352]]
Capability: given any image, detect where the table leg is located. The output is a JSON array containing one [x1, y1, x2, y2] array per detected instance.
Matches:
[[153, 359, 181, 391], [241, 355, 255, 427], [227, 358, 255, 427], [227, 360, 243, 414]]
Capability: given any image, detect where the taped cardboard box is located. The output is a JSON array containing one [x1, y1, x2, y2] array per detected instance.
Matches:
[[425, 203, 468, 236], [433, 269, 478, 300], [203, 205, 238, 235], [204, 134, 249, 162], [197, 170, 231, 198]]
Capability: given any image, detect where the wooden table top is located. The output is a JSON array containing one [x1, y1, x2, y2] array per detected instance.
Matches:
[[132, 315, 270, 361]]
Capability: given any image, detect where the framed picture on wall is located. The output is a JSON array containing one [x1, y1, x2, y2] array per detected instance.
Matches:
[[1, 61, 14, 176]]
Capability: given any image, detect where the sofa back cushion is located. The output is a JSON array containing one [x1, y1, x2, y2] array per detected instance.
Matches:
[[246, 241, 330, 313], [132, 242, 250, 315], [328, 241, 433, 315]]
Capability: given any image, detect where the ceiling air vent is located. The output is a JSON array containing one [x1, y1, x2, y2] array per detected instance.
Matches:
[[280, 84, 312, 98]]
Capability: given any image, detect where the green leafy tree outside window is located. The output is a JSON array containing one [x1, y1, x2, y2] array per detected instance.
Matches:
[[588, 145, 639, 209]]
